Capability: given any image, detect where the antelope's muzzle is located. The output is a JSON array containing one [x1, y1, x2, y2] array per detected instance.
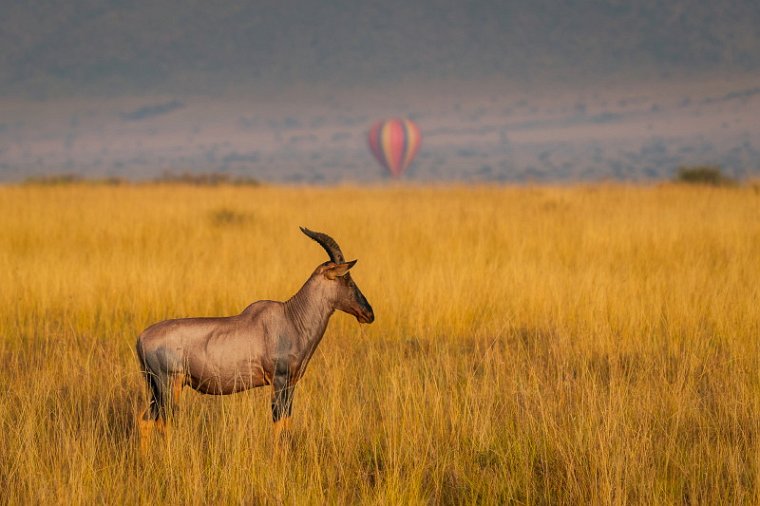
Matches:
[[358, 306, 375, 324], [355, 293, 374, 324]]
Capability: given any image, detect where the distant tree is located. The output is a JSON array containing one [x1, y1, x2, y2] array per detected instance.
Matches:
[[674, 165, 734, 186], [22, 174, 83, 185], [22, 174, 125, 185], [153, 171, 260, 186]]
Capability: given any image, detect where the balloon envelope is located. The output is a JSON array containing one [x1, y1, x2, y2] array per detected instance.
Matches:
[[367, 118, 421, 178]]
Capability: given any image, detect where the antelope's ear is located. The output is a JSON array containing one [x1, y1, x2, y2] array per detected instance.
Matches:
[[325, 259, 357, 279]]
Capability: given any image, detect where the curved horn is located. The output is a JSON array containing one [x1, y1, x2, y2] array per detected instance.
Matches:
[[300, 227, 345, 263]]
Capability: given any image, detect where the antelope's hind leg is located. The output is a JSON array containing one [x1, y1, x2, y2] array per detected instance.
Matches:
[[138, 371, 164, 456], [138, 371, 181, 454], [161, 374, 185, 441]]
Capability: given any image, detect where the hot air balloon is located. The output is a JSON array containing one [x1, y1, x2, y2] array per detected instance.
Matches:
[[367, 118, 421, 178]]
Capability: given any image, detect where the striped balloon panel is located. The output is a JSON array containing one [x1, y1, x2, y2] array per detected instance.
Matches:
[[368, 118, 421, 178]]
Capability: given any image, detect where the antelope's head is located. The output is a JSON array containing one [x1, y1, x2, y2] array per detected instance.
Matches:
[[301, 227, 375, 324]]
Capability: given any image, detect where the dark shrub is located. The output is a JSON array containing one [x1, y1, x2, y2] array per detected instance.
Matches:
[[209, 208, 251, 226], [675, 166, 734, 186]]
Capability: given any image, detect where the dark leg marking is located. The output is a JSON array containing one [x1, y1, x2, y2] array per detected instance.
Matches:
[[142, 371, 162, 421], [271, 363, 295, 422]]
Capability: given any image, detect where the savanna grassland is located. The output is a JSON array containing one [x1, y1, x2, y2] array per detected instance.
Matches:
[[0, 182, 758, 504]]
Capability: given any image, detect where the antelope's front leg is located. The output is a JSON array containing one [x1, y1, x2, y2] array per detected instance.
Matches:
[[271, 364, 294, 444]]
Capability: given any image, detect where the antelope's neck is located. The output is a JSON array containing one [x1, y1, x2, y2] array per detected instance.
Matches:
[[284, 282, 334, 348]]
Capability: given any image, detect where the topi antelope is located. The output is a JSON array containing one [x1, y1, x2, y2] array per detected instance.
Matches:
[[136, 227, 374, 453]]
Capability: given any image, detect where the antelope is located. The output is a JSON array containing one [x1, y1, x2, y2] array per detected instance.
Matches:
[[136, 228, 374, 453]]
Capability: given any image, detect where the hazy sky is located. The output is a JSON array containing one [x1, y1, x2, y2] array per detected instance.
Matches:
[[3, 0, 759, 98]]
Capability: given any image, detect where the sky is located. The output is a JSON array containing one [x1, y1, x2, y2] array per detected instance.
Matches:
[[1, 0, 759, 182]]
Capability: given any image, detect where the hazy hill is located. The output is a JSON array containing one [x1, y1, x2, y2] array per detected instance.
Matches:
[[1, 1, 759, 183]]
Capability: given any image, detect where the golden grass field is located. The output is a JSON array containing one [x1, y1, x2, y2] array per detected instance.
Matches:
[[0, 182, 758, 504]]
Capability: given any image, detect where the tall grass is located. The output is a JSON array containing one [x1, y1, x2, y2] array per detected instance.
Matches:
[[0, 183, 758, 504]]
